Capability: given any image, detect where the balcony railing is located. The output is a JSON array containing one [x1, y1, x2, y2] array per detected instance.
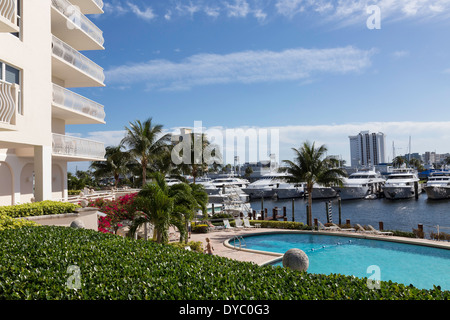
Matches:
[[0, 80, 18, 127], [51, 0, 104, 47], [52, 133, 105, 160], [52, 84, 105, 122], [0, 0, 18, 32], [52, 35, 105, 84]]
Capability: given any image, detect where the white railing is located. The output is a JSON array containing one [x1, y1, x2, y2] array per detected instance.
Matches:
[[51, 0, 104, 47], [52, 35, 105, 84], [52, 84, 105, 122], [0, 0, 16, 26], [0, 80, 18, 125], [52, 133, 105, 160], [93, 0, 104, 10]]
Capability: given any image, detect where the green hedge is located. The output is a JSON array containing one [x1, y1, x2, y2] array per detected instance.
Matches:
[[0, 215, 38, 232], [249, 220, 312, 230], [0, 201, 79, 218], [0, 226, 448, 300]]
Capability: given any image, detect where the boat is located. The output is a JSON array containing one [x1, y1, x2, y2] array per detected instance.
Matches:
[[310, 184, 338, 199], [241, 173, 287, 199], [193, 177, 220, 195], [275, 182, 305, 199], [424, 171, 450, 200], [383, 167, 421, 200], [212, 176, 249, 189], [333, 169, 385, 200]]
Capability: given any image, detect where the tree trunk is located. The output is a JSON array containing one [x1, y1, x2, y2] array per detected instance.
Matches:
[[142, 161, 147, 187], [307, 184, 313, 226]]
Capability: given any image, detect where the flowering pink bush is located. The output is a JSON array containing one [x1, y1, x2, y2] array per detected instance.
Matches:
[[88, 193, 138, 234]]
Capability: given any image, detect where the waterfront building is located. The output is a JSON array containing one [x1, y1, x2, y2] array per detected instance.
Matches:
[[0, 0, 106, 205], [349, 131, 386, 168]]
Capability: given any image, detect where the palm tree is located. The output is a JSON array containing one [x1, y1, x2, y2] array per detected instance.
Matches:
[[129, 172, 174, 244], [121, 118, 171, 187], [392, 156, 406, 168], [174, 132, 222, 183], [169, 182, 208, 243], [90, 145, 133, 188], [281, 141, 347, 226]]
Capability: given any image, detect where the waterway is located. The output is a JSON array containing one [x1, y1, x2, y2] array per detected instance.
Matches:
[[249, 193, 450, 237]]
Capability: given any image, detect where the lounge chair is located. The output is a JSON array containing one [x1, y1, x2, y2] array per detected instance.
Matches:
[[356, 224, 376, 234], [330, 223, 356, 232], [318, 221, 339, 231], [367, 225, 393, 236], [243, 217, 255, 228], [234, 218, 245, 229], [205, 220, 224, 231], [223, 219, 235, 231]]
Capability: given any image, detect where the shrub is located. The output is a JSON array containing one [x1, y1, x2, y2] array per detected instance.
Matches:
[[249, 220, 312, 230], [0, 226, 448, 300], [0, 215, 38, 231], [169, 241, 203, 253], [87, 193, 138, 234], [0, 201, 79, 218], [192, 224, 209, 233]]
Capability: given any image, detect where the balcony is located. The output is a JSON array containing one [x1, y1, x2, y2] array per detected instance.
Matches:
[[69, 0, 104, 15], [52, 35, 105, 88], [52, 133, 105, 161], [0, 0, 19, 33], [51, 0, 104, 51], [0, 80, 19, 130], [52, 84, 105, 124]]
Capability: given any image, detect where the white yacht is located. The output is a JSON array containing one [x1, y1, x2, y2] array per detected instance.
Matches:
[[383, 167, 421, 200], [275, 182, 305, 199], [333, 169, 385, 200], [242, 173, 287, 199], [424, 171, 450, 200], [193, 177, 220, 195], [212, 176, 249, 189], [310, 184, 338, 199]]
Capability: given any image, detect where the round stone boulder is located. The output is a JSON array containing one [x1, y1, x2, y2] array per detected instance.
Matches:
[[70, 219, 86, 229], [282, 248, 309, 272]]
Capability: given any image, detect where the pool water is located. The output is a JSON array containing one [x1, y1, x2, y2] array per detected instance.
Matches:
[[242, 233, 450, 291]]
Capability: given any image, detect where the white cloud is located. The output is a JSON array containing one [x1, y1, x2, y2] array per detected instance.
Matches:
[[391, 50, 410, 59], [77, 121, 450, 166], [225, 0, 251, 17], [275, 0, 450, 26], [127, 2, 157, 21], [106, 46, 375, 91], [99, 1, 156, 21]]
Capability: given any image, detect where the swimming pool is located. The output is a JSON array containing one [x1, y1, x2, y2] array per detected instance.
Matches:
[[240, 233, 450, 291]]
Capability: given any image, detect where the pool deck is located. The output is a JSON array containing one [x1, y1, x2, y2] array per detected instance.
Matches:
[[187, 227, 450, 266]]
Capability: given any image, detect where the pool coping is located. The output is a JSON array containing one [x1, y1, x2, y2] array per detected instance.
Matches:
[[222, 229, 450, 266]]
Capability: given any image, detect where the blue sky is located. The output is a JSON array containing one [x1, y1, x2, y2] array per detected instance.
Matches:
[[67, 0, 450, 171]]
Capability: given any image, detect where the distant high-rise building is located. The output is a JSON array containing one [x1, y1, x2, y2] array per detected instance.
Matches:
[[349, 131, 386, 167]]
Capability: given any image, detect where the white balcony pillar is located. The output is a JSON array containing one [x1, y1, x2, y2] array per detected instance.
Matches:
[[34, 145, 52, 202]]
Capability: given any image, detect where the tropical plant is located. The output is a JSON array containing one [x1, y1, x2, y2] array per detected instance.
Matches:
[[392, 156, 406, 168], [173, 132, 222, 183], [129, 173, 174, 244], [90, 145, 133, 188], [169, 182, 208, 243], [281, 141, 347, 226], [121, 118, 171, 187]]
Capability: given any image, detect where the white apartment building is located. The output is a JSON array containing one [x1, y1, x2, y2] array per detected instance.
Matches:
[[0, 0, 106, 206], [349, 131, 386, 168]]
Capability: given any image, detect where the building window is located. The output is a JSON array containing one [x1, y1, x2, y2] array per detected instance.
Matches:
[[0, 61, 22, 115], [12, 0, 21, 39]]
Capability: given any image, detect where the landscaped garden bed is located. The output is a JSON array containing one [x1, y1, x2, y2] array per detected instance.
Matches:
[[0, 225, 448, 300]]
